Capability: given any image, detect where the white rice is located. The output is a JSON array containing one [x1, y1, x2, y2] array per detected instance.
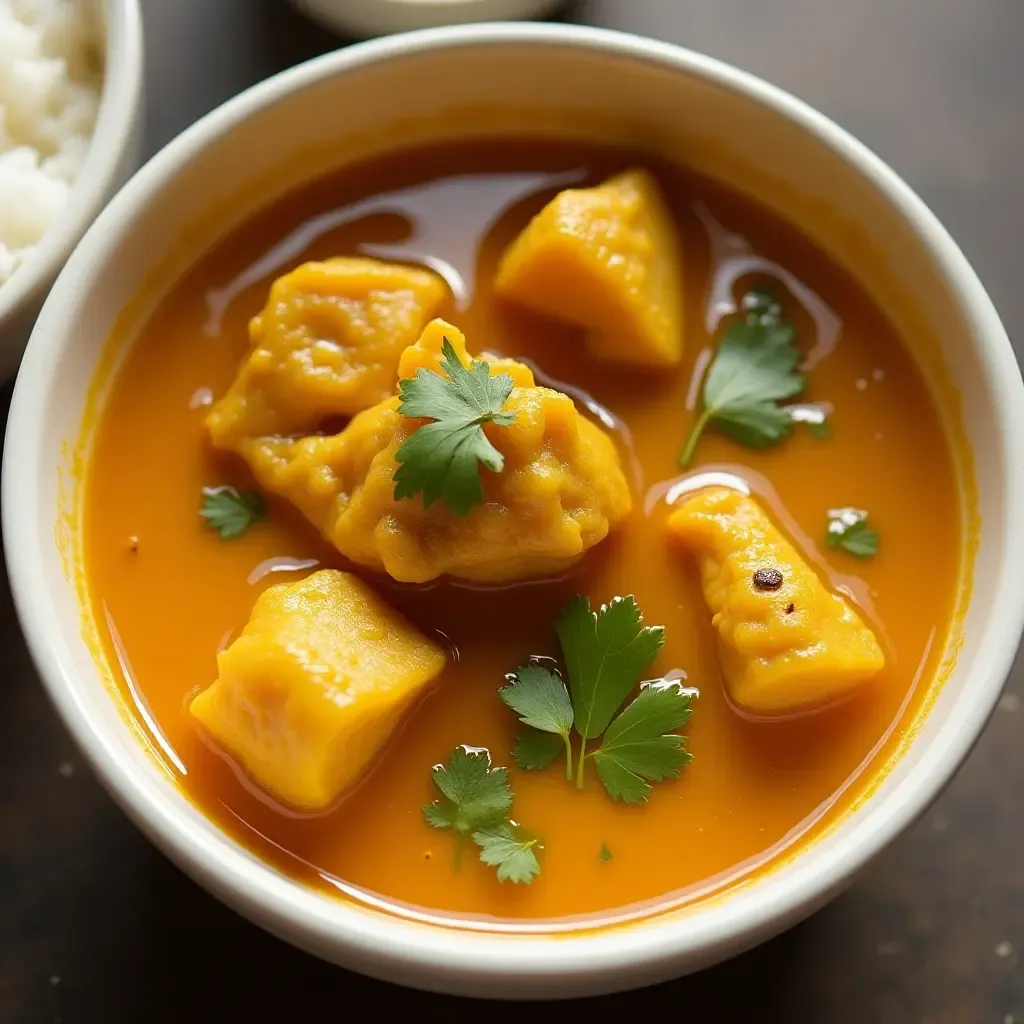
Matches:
[[0, 0, 101, 285]]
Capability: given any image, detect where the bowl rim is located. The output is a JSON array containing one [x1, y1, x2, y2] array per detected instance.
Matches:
[[3, 21, 1022, 998], [0, 0, 144, 334]]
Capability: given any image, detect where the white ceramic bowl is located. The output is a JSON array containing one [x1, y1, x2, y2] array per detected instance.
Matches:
[[0, 0, 144, 382], [3, 23, 1021, 1000], [288, 0, 564, 38]]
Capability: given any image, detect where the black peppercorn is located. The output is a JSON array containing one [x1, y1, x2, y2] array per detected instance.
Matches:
[[753, 567, 784, 591]]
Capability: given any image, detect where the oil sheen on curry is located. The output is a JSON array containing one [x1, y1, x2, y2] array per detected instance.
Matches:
[[83, 139, 960, 926]]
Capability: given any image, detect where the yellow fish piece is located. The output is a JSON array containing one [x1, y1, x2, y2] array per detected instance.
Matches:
[[239, 319, 633, 583], [207, 256, 446, 446], [668, 487, 884, 714], [190, 569, 447, 810], [495, 169, 684, 367]]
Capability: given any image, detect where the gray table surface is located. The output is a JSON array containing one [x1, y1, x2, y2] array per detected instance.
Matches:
[[2, 1, 1022, 1020]]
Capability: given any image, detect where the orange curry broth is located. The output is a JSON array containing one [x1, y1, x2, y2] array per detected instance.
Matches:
[[83, 139, 960, 925]]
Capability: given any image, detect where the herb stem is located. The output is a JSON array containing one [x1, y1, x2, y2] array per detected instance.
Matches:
[[678, 409, 711, 468], [563, 733, 573, 782], [575, 738, 587, 789], [453, 836, 463, 872]]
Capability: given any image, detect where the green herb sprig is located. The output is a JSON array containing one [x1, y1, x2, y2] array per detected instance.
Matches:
[[423, 746, 540, 884], [200, 486, 265, 539], [679, 288, 805, 466], [394, 338, 517, 517], [500, 596, 694, 804]]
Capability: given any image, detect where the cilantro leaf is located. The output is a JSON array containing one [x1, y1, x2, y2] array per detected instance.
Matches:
[[423, 747, 512, 834], [497, 594, 692, 801], [679, 288, 804, 466], [472, 824, 541, 884], [500, 664, 574, 735], [826, 507, 879, 558], [511, 728, 564, 772], [711, 399, 793, 449], [200, 486, 265, 539], [393, 337, 517, 516], [423, 747, 542, 884], [599, 842, 613, 863], [591, 683, 693, 804], [500, 664, 574, 778], [555, 595, 664, 742]]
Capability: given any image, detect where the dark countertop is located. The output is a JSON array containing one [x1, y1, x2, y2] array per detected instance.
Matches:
[[2, 1, 1022, 1020]]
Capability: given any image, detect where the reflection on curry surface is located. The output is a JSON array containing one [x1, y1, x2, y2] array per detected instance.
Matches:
[[83, 139, 960, 924]]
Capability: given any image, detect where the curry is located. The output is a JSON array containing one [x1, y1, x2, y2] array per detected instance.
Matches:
[[82, 139, 961, 926]]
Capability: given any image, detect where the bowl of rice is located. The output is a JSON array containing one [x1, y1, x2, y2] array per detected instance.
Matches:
[[0, 0, 142, 381]]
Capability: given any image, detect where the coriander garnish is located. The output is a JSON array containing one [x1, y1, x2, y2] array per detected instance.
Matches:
[[423, 746, 540, 884], [500, 595, 694, 805], [510, 728, 564, 773], [826, 507, 879, 558], [501, 662, 575, 780], [679, 287, 804, 467], [599, 843, 613, 863], [591, 680, 694, 803], [423, 746, 512, 834], [557, 594, 665, 755], [199, 486, 265, 539], [393, 337, 517, 516], [474, 824, 541, 885]]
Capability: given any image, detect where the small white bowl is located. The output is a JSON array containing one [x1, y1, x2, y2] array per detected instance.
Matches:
[[0, 0, 144, 381], [289, 0, 565, 38], [3, 23, 1021, 999]]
